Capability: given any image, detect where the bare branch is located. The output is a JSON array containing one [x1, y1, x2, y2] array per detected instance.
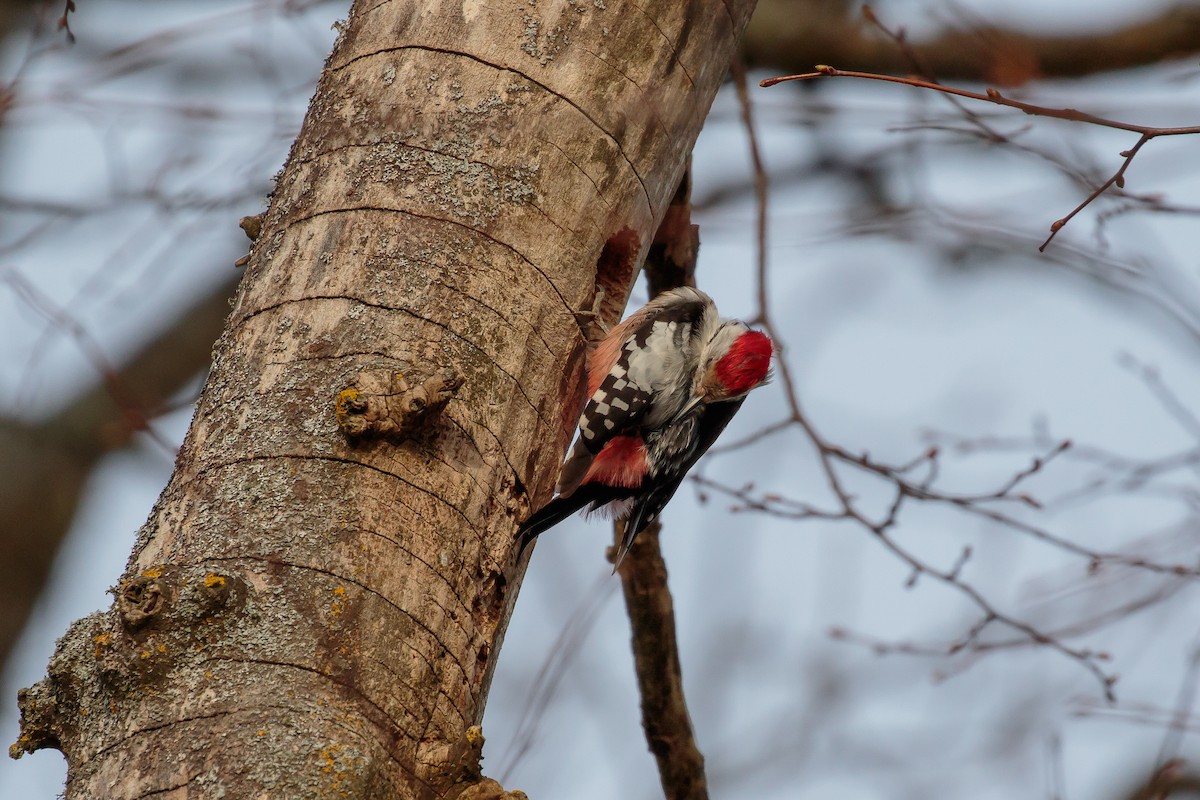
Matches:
[[615, 523, 708, 800], [760, 65, 1200, 249]]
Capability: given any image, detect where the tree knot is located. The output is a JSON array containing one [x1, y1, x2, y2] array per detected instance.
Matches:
[[117, 570, 169, 630], [239, 213, 265, 241], [440, 726, 528, 800], [336, 367, 463, 443]]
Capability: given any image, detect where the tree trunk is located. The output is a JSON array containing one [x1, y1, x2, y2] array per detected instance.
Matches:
[[11, 0, 757, 797]]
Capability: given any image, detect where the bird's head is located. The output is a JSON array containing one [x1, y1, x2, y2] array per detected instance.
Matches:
[[698, 324, 773, 402]]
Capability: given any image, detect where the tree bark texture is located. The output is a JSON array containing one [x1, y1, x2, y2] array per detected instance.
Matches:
[[11, 1, 757, 797]]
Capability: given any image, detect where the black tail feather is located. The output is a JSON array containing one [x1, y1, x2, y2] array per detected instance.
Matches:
[[610, 482, 675, 573], [516, 483, 627, 560], [610, 505, 645, 572]]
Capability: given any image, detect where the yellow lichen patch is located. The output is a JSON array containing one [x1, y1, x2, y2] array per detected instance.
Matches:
[[79, 708, 88, 716], [9, 732, 32, 759], [256, 729, 267, 737], [141, 566, 162, 579], [329, 585, 347, 618], [334, 388, 363, 428], [203, 573, 226, 588], [465, 725, 483, 746], [316, 741, 357, 797], [93, 633, 112, 658], [320, 742, 343, 772]]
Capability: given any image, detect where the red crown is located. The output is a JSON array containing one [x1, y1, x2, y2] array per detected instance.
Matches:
[[714, 331, 773, 395]]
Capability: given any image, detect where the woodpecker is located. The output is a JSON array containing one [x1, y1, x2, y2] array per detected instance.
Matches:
[[517, 286, 773, 571]]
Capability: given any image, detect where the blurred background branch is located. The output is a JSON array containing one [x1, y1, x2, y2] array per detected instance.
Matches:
[[745, 1, 1200, 85]]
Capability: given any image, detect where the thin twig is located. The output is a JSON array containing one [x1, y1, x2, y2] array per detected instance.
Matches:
[[760, 65, 1200, 250], [1155, 631, 1200, 768], [2, 267, 174, 455], [499, 573, 617, 780], [731, 56, 769, 327], [57, 0, 78, 44], [761, 68, 1200, 136]]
